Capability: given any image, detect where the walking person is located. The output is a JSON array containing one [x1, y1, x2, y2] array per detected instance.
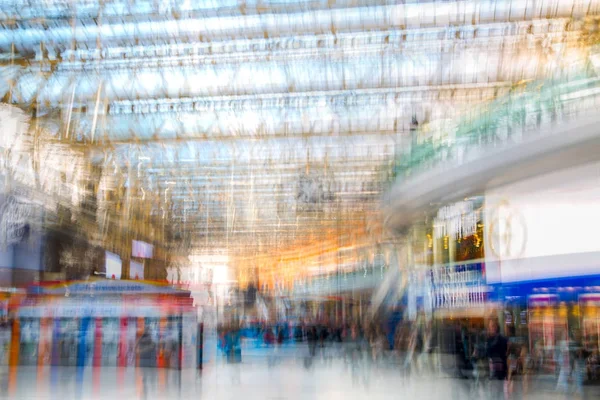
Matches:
[[370, 326, 386, 365], [484, 318, 508, 400]]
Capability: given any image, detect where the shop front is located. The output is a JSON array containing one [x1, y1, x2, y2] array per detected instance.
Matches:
[[484, 162, 600, 378], [489, 274, 600, 374], [9, 279, 197, 369], [400, 196, 498, 370]]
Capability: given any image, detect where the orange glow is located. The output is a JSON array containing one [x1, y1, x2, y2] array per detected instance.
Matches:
[[234, 211, 392, 290]]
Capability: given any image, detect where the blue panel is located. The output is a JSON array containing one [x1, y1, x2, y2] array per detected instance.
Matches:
[[77, 317, 90, 367], [488, 274, 600, 303], [51, 319, 60, 366]]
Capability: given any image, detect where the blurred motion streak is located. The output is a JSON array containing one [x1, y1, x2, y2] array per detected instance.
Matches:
[[0, 0, 600, 399]]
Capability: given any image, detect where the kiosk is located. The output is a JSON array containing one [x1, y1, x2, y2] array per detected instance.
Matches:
[[9, 279, 197, 369]]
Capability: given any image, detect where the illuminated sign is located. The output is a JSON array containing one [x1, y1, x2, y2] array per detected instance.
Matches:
[[485, 162, 600, 284]]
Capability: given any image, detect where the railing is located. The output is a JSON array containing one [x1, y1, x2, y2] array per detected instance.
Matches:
[[393, 70, 600, 183]]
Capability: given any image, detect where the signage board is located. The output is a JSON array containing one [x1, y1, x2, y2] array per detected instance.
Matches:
[[28, 280, 188, 296], [132, 240, 153, 258], [129, 260, 144, 280], [105, 251, 122, 280], [427, 262, 487, 309], [485, 162, 600, 284]]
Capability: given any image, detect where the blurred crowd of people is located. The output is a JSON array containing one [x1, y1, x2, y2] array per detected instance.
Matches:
[[217, 318, 434, 370], [216, 316, 600, 399]]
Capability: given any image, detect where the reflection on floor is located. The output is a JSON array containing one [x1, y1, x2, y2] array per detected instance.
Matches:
[[1, 357, 599, 400]]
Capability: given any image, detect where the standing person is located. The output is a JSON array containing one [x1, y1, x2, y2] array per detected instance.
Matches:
[[517, 345, 531, 397], [138, 329, 157, 367], [318, 324, 329, 359], [276, 325, 285, 345], [137, 329, 157, 399], [370, 326, 386, 365], [484, 318, 508, 400], [308, 325, 318, 357], [269, 325, 284, 368], [303, 325, 318, 369], [264, 325, 275, 346], [453, 322, 467, 379], [403, 326, 416, 375], [506, 344, 518, 398], [555, 338, 570, 393], [572, 345, 588, 399], [419, 322, 433, 374], [333, 324, 343, 360], [347, 323, 365, 386]]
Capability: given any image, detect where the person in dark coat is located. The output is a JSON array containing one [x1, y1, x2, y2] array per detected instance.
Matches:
[[486, 319, 508, 380], [453, 323, 468, 378], [137, 330, 157, 368], [485, 318, 508, 400], [277, 326, 285, 345]]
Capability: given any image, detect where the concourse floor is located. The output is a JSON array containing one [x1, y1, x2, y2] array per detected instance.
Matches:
[[0, 354, 598, 400]]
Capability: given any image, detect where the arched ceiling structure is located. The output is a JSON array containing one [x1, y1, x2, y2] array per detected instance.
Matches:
[[0, 0, 599, 267]]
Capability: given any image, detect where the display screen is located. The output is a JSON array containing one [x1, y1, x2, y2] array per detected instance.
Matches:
[[105, 251, 122, 280], [132, 240, 153, 258]]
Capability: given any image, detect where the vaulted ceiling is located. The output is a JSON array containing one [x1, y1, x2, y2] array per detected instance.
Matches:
[[0, 0, 598, 263]]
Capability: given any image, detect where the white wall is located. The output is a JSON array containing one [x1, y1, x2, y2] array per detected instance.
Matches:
[[485, 161, 600, 284]]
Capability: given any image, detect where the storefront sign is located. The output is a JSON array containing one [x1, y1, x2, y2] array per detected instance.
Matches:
[[430, 283, 487, 309], [28, 280, 188, 296], [428, 262, 487, 309], [434, 200, 478, 240], [17, 302, 190, 318], [430, 263, 485, 286]]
